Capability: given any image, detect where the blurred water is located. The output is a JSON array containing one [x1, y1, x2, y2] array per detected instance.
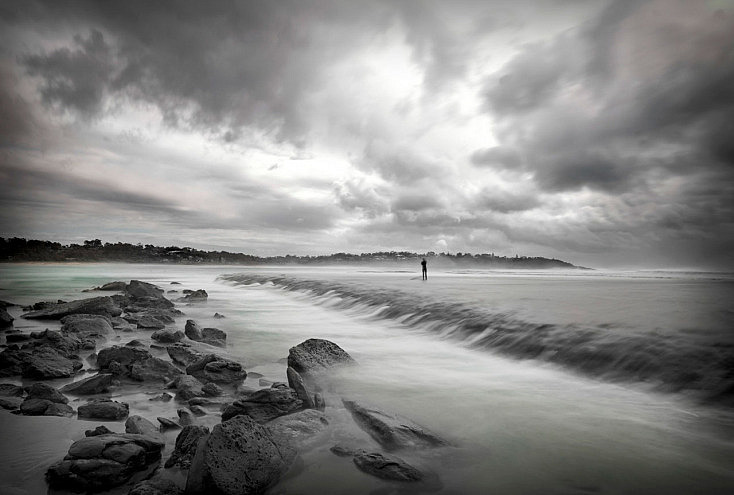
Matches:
[[0, 263, 733, 494]]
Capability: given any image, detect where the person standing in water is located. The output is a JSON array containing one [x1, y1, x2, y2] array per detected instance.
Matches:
[[421, 257, 428, 280]]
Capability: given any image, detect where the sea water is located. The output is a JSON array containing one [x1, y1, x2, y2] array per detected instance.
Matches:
[[0, 263, 733, 494]]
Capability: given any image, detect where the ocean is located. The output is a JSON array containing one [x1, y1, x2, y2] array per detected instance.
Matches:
[[0, 263, 733, 494]]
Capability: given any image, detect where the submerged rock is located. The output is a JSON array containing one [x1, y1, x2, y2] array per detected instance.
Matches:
[[95, 281, 128, 291], [221, 387, 303, 423], [267, 409, 329, 447], [287, 338, 356, 377], [352, 451, 424, 482], [186, 354, 246, 384], [126, 415, 165, 443], [157, 417, 181, 430], [178, 289, 208, 302], [165, 425, 209, 469], [185, 415, 295, 495], [62, 373, 114, 395], [78, 398, 129, 420], [46, 433, 164, 491], [342, 399, 447, 451], [22, 296, 122, 319]]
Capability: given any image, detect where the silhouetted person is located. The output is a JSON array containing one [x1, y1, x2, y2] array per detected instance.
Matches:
[[421, 258, 427, 280]]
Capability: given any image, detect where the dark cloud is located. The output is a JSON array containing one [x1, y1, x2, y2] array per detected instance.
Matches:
[[470, 146, 523, 169]]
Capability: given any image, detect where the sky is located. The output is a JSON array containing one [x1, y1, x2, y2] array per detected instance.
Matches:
[[1, 0, 733, 270]]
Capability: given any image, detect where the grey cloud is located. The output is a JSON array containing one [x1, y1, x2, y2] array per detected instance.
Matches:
[[470, 146, 523, 169], [474, 188, 540, 213]]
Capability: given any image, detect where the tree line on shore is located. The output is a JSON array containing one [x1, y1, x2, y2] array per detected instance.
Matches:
[[0, 237, 582, 268]]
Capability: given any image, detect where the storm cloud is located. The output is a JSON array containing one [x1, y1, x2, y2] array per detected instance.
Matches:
[[1, 0, 732, 268]]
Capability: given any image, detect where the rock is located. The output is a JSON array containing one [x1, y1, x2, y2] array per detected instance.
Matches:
[[19, 346, 83, 379], [26, 382, 69, 403], [202, 382, 223, 397], [186, 354, 246, 384], [126, 415, 165, 443], [352, 451, 424, 482], [330, 444, 360, 457], [287, 366, 315, 409], [342, 400, 447, 451], [110, 316, 129, 329], [185, 415, 295, 495], [45, 433, 164, 491], [129, 477, 183, 495], [165, 425, 209, 469], [178, 289, 207, 302], [173, 375, 205, 401], [167, 344, 203, 367], [259, 378, 273, 387], [97, 345, 152, 371], [0, 396, 23, 410], [126, 339, 146, 347], [190, 405, 206, 416], [78, 398, 129, 420], [0, 307, 13, 328], [60, 315, 113, 339], [20, 398, 74, 417], [96, 281, 128, 291], [126, 280, 164, 299], [5, 332, 30, 343], [137, 316, 166, 330], [201, 327, 226, 347], [314, 393, 325, 411], [22, 296, 122, 319], [287, 339, 356, 379], [213, 313, 225, 319], [149, 392, 173, 402], [222, 387, 303, 423], [0, 383, 24, 396], [62, 373, 114, 395], [177, 408, 196, 426], [267, 409, 329, 447], [130, 357, 183, 383], [157, 417, 181, 430], [152, 330, 185, 343], [86, 425, 115, 436], [184, 320, 203, 341]]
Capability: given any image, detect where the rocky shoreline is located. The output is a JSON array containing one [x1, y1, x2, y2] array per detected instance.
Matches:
[[0, 279, 450, 494]]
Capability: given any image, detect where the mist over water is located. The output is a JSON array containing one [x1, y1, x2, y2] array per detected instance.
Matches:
[[1, 264, 733, 494]]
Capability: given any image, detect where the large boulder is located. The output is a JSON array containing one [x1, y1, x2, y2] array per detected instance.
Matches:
[[20, 383, 74, 417], [186, 354, 246, 384], [221, 387, 303, 423], [78, 398, 129, 420], [46, 433, 164, 491], [22, 296, 122, 319], [26, 382, 69, 403], [62, 373, 114, 395], [342, 400, 447, 451], [167, 345, 203, 367], [185, 415, 295, 495], [130, 357, 183, 383], [19, 346, 83, 379], [184, 320, 203, 341], [97, 345, 152, 370], [60, 315, 113, 339], [287, 339, 356, 378], [152, 330, 185, 343], [164, 425, 209, 469]]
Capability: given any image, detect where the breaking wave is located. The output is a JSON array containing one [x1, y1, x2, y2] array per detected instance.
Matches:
[[221, 273, 734, 406]]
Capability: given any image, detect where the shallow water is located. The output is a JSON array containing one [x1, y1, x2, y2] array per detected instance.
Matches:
[[0, 263, 733, 494]]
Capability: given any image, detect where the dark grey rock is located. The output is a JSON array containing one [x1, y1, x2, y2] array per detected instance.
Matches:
[[186, 354, 246, 384], [213, 313, 225, 319], [26, 382, 69, 403], [0, 383, 24, 397], [86, 425, 115, 437], [201, 327, 226, 347], [202, 382, 223, 397], [97, 345, 152, 370], [267, 409, 329, 447], [152, 330, 185, 343], [78, 398, 129, 420], [20, 398, 74, 417], [60, 315, 113, 339], [61, 373, 114, 395], [287, 338, 356, 378], [96, 281, 128, 291], [353, 451, 424, 482], [165, 425, 209, 469], [149, 392, 173, 402], [330, 444, 360, 457], [158, 417, 181, 429], [221, 387, 303, 423], [0, 307, 13, 328], [125, 415, 164, 443], [5, 332, 30, 343], [178, 289, 207, 302], [314, 393, 325, 411], [20, 346, 83, 379], [126, 280, 164, 299], [22, 296, 122, 319], [287, 366, 315, 408], [342, 400, 447, 451], [126, 339, 146, 347], [184, 320, 203, 341], [130, 357, 183, 383], [167, 344, 203, 367], [129, 477, 183, 495], [190, 405, 206, 416], [185, 415, 295, 495], [0, 396, 22, 410], [173, 375, 205, 401], [177, 408, 196, 426], [137, 316, 165, 330]]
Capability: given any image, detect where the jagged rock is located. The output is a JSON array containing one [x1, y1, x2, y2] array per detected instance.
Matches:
[[130, 357, 183, 383], [184, 320, 203, 341], [221, 387, 303, 423], [97, 345, 152, 371], [186, 354, 246, 385], [149, 393, 173, 402], [157, 417, 181, 429], [178, 289, 207, 302], [129, 477, 183, 495], [213, 313, 225, 319], [165, 425, 209, 469], [287, 366, 315, 409], [26, 382, 69, 403], [45, 433, 164, 491], [152, 330, 185, 344], [287, 339, 356, 379], [202, 382, 223, 397], [137, 316, 165, 330], [177, 408, 196, 426], [0, 307, 13, 328], [267, 409, 329, 447], [126, 415, 165, 443], [78, 398, 129, 420], [125, 280, 164, 299], [185, 415, 295, 495], [60, 315, 113, 339], [173, 375, 205, 401], [342, 400, 447, 451], [22, 296, 122, 319], [86, 425, 115, 437], [167, 344, 202, 367], [62, 373, 114, 395], [352, 451, 424, 482], [0, 383, 24, 396]]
